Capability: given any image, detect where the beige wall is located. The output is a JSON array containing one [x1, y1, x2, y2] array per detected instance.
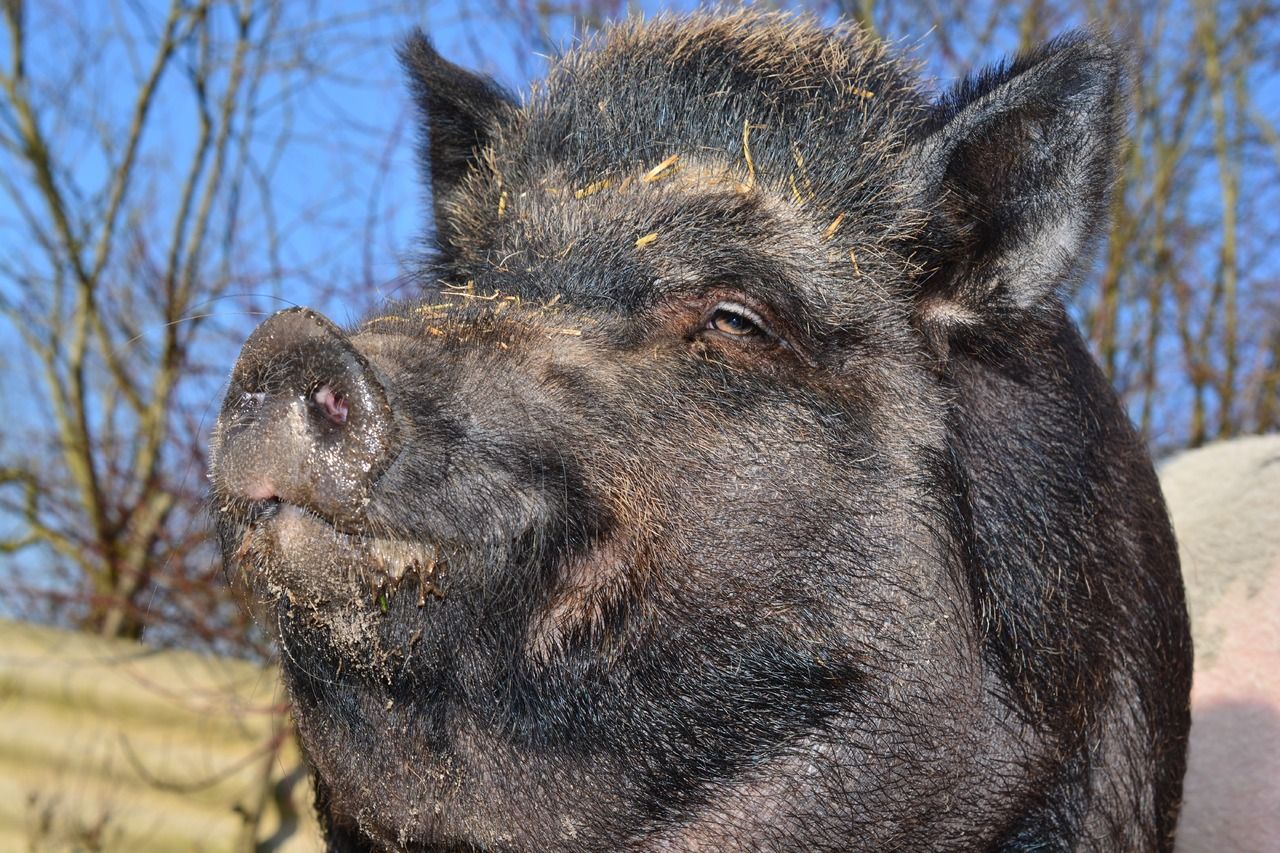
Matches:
[[0, 619, 322, 852]]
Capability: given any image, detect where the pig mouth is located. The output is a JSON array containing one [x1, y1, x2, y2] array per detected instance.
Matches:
[[226, 495, 630, 678], [230, 503, 446, 611]]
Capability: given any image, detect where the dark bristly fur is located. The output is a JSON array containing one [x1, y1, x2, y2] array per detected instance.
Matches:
[[209, 11, 1191, 851]]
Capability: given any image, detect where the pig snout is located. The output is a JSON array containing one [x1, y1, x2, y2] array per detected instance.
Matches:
[[211, 307, 398, 529]]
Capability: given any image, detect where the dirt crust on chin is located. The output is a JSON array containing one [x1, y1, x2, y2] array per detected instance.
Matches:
[[234, 505, 442, 670]]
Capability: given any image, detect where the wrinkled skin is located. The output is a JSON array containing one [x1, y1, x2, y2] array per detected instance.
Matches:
[[209, 12, 1191, 851]]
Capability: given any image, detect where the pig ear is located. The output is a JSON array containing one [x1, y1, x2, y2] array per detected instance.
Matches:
[[399, 31, 516, 239], [910, 32, 1126, 351]]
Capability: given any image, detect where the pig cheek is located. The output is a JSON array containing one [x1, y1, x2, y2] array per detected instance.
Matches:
[[525, 534, 653, 661], [523, 442, 670, 661]]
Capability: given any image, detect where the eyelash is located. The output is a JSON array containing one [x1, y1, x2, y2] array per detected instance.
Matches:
[[704, 302, 769, 340]]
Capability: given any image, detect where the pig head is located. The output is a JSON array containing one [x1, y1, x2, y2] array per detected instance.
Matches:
[[210, 12, 1191, 851]]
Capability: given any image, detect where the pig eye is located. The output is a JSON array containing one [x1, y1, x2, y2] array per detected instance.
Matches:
[[706, 303, 767, 339]]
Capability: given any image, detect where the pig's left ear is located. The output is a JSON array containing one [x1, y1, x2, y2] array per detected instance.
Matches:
[[909, 32, 1126, 351], [400, 31, 516, 243]]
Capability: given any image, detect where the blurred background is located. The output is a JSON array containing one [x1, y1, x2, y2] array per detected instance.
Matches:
[[0, 0, 1276, 849]]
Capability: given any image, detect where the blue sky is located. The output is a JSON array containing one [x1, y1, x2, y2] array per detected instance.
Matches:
[[4, 0, 1277, 468]]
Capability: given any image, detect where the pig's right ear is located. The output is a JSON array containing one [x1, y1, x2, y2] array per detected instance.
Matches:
[[400, 31, 516, 242], [906, 32, 1126, 356]]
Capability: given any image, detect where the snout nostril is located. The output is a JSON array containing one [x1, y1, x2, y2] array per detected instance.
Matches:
[[313, 385, 349, 425], [218, 307, 397, 527]]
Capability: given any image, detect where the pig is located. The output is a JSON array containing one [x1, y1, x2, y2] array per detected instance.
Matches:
[[209, 11, 1192, 851], [1162, 435, 1280, 853]]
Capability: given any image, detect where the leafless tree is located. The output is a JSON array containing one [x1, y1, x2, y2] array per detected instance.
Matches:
[[820, 0, 1280, 453], [0, 0, 432, 648]]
